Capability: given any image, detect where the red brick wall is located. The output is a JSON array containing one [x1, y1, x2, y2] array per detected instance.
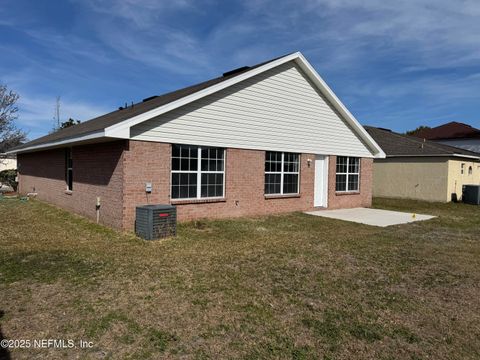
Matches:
[[122, 141, 171, 230], [18, 141, 126, 229], [121, 141, 317, 230], [327, 156, 373, 209], [121, 140, 374, 230]]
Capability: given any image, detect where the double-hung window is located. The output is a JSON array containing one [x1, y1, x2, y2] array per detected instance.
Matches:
[[335, 156, 360, 192], [171, 144, 225, 199], [65, 148, 73, 191], [265, 151, 300, 195]]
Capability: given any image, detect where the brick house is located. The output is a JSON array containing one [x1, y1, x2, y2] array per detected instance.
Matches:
[[9, 52, 385, 231]]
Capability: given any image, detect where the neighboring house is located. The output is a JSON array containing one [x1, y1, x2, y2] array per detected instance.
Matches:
[[8, 52, 385, 230], [365, 126, 480, 202], [414, 121, 480, 153], [0, 154, 17, 171]]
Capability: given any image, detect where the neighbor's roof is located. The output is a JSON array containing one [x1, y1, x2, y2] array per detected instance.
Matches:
[[10, 52, 385, 158], [364, 126, 480, 159], [414, 121, 480, 140]]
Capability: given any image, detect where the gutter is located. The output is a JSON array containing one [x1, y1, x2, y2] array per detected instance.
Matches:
[[6, 130, 107, 154], [386, 154, 480, 160], [453, 153, 480, 160]]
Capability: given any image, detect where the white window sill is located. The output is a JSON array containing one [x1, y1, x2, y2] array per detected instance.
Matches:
[[264, 193, 301, 199], [335, 191, 360, 196], [171, 197, 226, 205]]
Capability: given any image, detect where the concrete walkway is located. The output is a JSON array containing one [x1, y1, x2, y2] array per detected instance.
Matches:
[[305, 208, 435, 227]]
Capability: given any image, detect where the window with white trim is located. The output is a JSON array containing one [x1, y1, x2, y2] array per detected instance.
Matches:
[[65, 148, 73, 191], [265, 151, 300, 195], [336, 156, 360, 192], [171, 144, 225, 199]]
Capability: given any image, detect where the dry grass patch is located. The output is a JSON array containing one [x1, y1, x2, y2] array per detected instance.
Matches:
[[0, 197, 479, 359]]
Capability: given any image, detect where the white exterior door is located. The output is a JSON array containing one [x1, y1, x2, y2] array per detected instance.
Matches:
[[314, 155, 328, 207]]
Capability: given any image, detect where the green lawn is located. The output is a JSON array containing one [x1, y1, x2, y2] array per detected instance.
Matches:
[[0, 197, 479, 359]]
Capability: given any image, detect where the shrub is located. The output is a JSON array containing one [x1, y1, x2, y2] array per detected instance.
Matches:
[[0, 169, 18, 191]]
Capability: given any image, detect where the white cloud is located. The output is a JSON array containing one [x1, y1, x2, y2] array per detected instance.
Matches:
[[3, 0, 479, 136], [16, 95, 111, 139], [23, 29, 113, 65], [79, 0, 198, 28], [94, 22, 213, 75], [251, 0, 480, 70]]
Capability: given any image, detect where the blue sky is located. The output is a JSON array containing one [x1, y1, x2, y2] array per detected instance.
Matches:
[[1, 0, 479, 140]]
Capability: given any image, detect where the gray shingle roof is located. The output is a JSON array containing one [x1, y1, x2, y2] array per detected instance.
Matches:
[[364, 126, 480, 159], [13, 54, 291, 151]]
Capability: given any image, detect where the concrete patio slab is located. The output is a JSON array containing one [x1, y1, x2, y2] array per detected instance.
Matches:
[[305, 208, 435, 227]]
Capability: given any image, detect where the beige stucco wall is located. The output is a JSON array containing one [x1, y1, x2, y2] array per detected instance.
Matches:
[[447, 159, 480, 200], [373, 157, 449, 202]]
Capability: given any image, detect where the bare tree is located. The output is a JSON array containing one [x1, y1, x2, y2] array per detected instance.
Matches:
[[0, 84, 27, 155]]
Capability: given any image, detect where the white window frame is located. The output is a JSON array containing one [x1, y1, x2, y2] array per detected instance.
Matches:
[[265, 152, 300, 195], [171, 145, 226, 200], [336, 156, 360, 193]]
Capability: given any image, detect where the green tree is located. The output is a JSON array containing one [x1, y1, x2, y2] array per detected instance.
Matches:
[[60, 118, 81, 129], [405, 126, 430, 136]]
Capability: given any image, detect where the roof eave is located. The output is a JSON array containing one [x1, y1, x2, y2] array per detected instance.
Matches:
[[385, 154, 480, 160], [452, 153, 480, 160], [6, 130, 107, 154]]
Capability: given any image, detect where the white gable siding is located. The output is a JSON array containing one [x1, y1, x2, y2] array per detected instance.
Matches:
[[131, 61, 373, 157]]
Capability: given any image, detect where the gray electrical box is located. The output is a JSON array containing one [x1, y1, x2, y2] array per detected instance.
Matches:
[[463, 185, 480, 205], [135, 204, 177, 240], [145, 182, 152, 193]]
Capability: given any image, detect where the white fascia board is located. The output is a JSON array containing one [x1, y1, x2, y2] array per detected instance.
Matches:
[[104, 52, 385, 158], [386, 154, 480, 160], [6, 130, 106, 154], [452, 153, 480, 160]]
